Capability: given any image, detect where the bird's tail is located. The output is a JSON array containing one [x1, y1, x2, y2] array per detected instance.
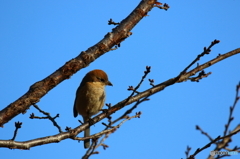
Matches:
[[84, 127, 90, 149]]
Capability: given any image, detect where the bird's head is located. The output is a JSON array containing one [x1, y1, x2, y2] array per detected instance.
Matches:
[[82, 69, 113, 86]]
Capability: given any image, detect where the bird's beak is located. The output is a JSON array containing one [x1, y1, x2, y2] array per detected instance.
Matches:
[[107, 81, 113, 86]]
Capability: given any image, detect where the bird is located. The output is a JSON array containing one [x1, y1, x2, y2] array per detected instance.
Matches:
[[73, 69, 113, 149]]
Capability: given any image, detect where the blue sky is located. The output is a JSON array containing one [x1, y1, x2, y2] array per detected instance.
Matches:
[[0, 0, 240, 159]]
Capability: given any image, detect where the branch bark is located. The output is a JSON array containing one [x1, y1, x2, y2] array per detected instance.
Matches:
[[0, 0, 157, 127], [0, 47, 239, 149]]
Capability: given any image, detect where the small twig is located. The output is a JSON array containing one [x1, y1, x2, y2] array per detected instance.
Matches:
[[154, 3, 170, 11], [224, 146, 240, 153], [81, 112, 141, 159], [196, 125, 213, 141], [65, 126, 72, 132], [105, 103, 111, 109], [82, 138, 99, 159], [223, 82, 240, 136], [31, 104, 62, 133], [79, 112, 141, 141], [125, 66, 151, 104], [185, 146, 192, 158], [78, 119, 84, 125], [188, 135, 218, 159], [2, 47, 240, 150], [149, 79, 155, 87], [29, 113, 48, 119], [98, 112, 141, 148], [112, 96, 148, 124], [108, 18, 119, 25], [188, 71, 212, 82], [188, 82, 240, 158], [110, 66, 150, 126], [95, 130, 112, 150], [11, 121, 22, 141], [110, 45, 118, 51], [188, 126, 240, 159], [179, 40, 220, 78], [217, 124, 240, 149], [73, 127, 116, 141]]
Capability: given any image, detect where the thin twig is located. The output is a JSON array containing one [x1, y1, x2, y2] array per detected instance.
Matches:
[[11, 121, 22, 141], [188, 82, 240, 159], [82, 138, 99, 159], [196, 125, 213, 141], [223, 82, 240, 136], [180, 39, 220, 76], [0, 0, 158, 127], [188, 129, 240, 159], [185, 146, 191, 158], [112, 96, 148, 124], [81, 112, 141, 158], [108, 18, 120, 25], [125, 66, 151, 103], [112, 66, 151, 124], [32, 104, 62, 133], [1, 47, 240, 150]]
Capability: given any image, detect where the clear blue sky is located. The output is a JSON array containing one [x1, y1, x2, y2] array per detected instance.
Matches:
[[0, 1, 240, 159]]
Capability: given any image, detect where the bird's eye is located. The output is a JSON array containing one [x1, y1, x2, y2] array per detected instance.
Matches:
[[97, 77, 105, 82]]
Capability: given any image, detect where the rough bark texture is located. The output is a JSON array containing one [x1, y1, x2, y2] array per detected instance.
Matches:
[[0, 0, 157, 127]]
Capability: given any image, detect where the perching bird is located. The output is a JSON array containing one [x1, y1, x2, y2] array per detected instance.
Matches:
[[73, 69, 113, 149]]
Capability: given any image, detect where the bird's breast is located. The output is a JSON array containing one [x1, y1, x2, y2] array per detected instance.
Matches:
[[76, 82, 106, 118]]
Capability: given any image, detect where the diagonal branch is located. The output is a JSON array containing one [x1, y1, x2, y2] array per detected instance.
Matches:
[[223, 82, 240, 136], [0, 0, 158, 127], [187, 82, 240, 159], [188, 128, 240, 159], [81, 112, 141, 158], [178, 48, 240, 82], [0, 47, 239, 150]]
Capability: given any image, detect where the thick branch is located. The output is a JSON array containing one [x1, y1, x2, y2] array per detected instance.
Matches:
[[0, 0, 157, 127]]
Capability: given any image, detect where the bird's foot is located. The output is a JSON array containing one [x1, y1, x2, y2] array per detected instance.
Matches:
[[88, 118, 95, 126]]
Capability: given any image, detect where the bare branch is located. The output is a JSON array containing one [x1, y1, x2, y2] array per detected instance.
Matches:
[[178, 48, 240, 83], [112, 66, 151, 124], [0, 43, 239, 150], [179, 39, 220, 76], [185, 146, 192, 158], [112, 96, 148, 124], [187, 82, 240, 159], [0, 0, 158, 127], [11, 122, 22, 141], [196, 125, 214, 141], [223, 82, 240, 136], [81, 112, 141, 159], [188, 129, 240, 159], [154, 3, 170, 11], [126, 66, 151, 103], [108, 18, 119, 25], [29, 104, 62, 133]]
